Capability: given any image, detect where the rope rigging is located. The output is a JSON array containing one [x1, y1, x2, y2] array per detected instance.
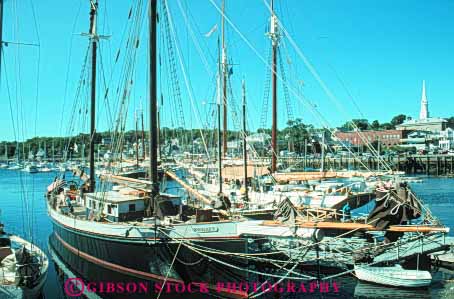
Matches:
[[161, 0, 186, 130], [277, 47, 294, 123], [259, 45, 272, 130]]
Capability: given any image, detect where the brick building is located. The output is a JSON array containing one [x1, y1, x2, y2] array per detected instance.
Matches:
[[334, 129, 408, 147]]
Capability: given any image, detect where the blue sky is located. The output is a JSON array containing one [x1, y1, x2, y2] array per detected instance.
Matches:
[[1, 0, 454, 141]]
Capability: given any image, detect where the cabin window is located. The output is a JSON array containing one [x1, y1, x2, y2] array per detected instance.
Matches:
[[129, 204, 136, 212], [107, 205, 112, 214]]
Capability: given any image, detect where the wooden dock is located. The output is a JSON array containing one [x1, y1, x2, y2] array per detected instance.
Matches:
[[227, 154, 454, 176], [430, 236, 454, 269], [221, 166, 387, 182]]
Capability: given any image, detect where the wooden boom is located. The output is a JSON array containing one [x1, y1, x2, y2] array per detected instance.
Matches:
[[262, 220, 449, 233]]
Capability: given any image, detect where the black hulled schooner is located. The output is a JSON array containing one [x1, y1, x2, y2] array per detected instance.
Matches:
[[46, 1, 449, 298]]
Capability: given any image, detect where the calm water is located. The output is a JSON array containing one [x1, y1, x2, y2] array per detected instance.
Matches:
[[0, 169, 453, 298]]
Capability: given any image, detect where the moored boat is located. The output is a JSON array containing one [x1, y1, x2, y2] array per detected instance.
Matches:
[[44, 1, 451, 298], [0, 224, 49, 298], [23, 165, 39, 174], [354, 264, 432, 288]]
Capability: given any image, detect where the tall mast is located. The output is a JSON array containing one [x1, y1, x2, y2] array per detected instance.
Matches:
[[141, 103, 145, 161], [119, 114, 123, 166], [149, 0, 159, 212], [135, 110, 139, 166], [320, 131, 325, 173], [269, 0, 280, 173], [158, 94, 162, 161], [242, 80, 248, 203], [88, 0, 98, 193], [221, 0, 228, 158], [217, 40, 223, 195]]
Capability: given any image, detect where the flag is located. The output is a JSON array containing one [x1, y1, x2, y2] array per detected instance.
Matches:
[[205, 24, 218, 38], [228, 66, 233, 77]]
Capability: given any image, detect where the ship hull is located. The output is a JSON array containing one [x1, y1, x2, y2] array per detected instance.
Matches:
[[48, 211, 253, 298]]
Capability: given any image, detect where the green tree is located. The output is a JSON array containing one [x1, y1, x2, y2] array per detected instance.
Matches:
[[340, 119, 369, 131], [370, 120, 380, 130], [281, 119, 310, 153], [380, 122, 394, 130], [391, 114, 407, 126], [446, 117, 454, 129]]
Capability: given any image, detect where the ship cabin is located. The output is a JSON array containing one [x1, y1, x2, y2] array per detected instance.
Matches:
[[83, 187, 182, 222], [85, 190, 146, 222]]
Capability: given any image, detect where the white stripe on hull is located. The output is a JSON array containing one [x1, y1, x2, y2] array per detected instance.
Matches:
[[48, 204, 317, 240]]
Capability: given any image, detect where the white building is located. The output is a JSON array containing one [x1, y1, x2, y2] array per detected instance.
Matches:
[[246, 133, 271, 144], [396, 81, 447, 133], [400, 131, 428, 150], [439, 128, 454, 151]]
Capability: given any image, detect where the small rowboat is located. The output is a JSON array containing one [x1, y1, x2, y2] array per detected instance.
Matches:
[[354, 264, 432, 288]]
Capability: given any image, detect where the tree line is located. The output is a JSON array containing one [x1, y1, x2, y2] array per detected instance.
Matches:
[[2, 114, 453, 159]]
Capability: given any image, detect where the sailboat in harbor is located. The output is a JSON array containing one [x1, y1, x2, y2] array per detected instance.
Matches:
[[176, 0, 377, 216], [46, 1, 450, 298]]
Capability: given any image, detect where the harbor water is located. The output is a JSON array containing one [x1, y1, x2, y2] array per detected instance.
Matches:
[[0, 169, 453, 298]]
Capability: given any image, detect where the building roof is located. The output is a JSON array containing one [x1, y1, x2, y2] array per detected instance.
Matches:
[[397, 117, 447, 127], [86, 190, 144, 204]]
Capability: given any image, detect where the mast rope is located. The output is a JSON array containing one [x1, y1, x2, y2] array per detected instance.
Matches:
[[259, 45, 272, 130], [261, 0, 393, 172], [277, 47, 294, 122], [163, 0, 211, 158], [208, 0, 386, 175], [161, 0, 186, 129]]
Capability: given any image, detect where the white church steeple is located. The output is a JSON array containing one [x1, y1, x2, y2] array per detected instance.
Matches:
[[419, 80, 429, 120]]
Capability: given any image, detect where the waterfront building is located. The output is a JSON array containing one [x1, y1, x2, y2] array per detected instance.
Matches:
[[399, 131, 429, 151], [227, 140, 242, 156], [101, 137, 112, 145], [334, 129, 407, 147], [438, 128, 454, 151], [246, 132, 271, 144], [246, 132, 270, 148]]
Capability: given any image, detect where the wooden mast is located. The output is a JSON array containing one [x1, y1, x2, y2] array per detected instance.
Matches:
[[88, 0, 98, 193], [321, 131, 325, 173], [221, 0, 228, 158], [269, 0, 279, 173], [141, 105, 145, 161], [242, 80, 248, 203], [135, 110, 139, 166], [217, 39, 223, 196], [149, 0, 159, 213]]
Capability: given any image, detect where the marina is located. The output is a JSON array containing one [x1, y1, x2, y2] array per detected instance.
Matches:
[[0, 0, 454, 299]]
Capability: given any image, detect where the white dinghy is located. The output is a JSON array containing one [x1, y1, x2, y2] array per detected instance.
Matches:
[[354, 264, 432, 288]]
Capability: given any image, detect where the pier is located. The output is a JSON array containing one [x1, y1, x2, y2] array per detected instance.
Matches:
[[273, 154, 454, 176]]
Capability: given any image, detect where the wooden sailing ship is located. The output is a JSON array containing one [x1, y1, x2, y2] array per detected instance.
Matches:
[[45, 1, 449, 298]]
